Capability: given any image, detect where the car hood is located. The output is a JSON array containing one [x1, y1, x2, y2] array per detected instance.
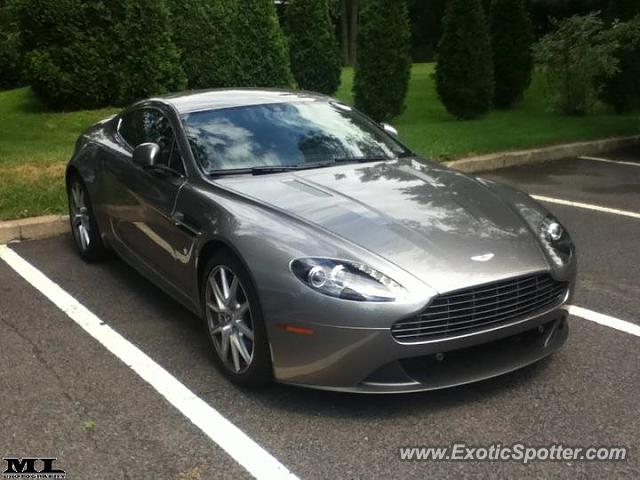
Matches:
[[216, 159, 550, 293]]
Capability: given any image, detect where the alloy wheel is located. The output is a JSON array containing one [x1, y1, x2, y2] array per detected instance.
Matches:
[[205, 265, 255, 374], [70, 181, 91, 251]]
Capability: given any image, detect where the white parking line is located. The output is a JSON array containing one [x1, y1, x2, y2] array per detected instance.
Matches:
[[579, 156, 640, 167], [566, 305, 640, 337], [531, 195, 640, 220], [0, 245, 298, 480]]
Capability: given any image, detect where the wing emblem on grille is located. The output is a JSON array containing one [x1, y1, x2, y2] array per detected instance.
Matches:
[[471, 253, 495, 262]]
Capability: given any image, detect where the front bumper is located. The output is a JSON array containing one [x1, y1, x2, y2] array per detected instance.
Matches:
[[270, 304, 569, 393]]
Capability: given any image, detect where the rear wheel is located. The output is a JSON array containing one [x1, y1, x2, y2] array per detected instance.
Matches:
[[67, 175, 107, 261], [202, 252, 272, 387]]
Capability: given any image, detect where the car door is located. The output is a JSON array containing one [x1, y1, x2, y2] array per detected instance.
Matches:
[[104, 106, 190, 289]]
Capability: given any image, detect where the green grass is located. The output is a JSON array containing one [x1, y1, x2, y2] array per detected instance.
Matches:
[[0, 88, 117, 220], [337, 63, 639, 160], [1, 63, 638, 220]]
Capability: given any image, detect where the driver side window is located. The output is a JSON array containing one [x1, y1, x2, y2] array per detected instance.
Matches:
[[119, 110, 145, 148], [119, 109, 185, 175]]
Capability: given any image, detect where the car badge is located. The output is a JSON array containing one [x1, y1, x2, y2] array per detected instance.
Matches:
[[471, 253, 495, 262]]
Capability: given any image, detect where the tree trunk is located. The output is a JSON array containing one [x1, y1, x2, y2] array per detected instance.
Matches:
[[340, 0, 359, 65], [341, 0, 350, 64], [349, 0, 358, 66]]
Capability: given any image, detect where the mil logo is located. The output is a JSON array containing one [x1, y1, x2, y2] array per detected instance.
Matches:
[[3, 458, 65, 479]]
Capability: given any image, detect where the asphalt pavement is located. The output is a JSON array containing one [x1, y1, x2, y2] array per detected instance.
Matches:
[[1, 146, 639, 479]]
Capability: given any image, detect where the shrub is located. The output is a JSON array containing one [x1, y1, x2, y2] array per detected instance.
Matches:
[[600, 17, 640, 113], [353, 0, 411, 122], [435, 0, 494, 119], [286, 0, 341, 94], [0, 0, 22, 90], [15, 0, 185, 109], [112, 0, 186, 105], [489, 0, 534, 108], [533, 13, 619, 115], [235, 0, 293, 87], [170, 0, 240, 89], [14, 0, 114, 109]]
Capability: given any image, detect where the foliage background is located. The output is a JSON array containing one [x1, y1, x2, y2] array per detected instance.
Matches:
[[353, 0, 411, 121], [286, 0, 342, 94], [436, 0, 494, 119]]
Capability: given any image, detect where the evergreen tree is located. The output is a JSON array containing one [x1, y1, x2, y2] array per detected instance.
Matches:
[[435, 0, 494, 119], [170, 0, 240, 89], [15, 0, 114, 109], [353, 0, 411, 122], [235, 0, 293, 87], [0, 0, 22, 89], [113, 0, 186, 105], [490, 0, 534, 108], [286, 0, 341, 94], [14, 0, 185, 108]]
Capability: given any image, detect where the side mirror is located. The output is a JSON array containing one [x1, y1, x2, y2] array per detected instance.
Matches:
[[381, 123, 399, 137], [132, 142, 160, 169]]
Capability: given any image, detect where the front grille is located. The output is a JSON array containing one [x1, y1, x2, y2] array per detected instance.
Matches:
[[392, 274, 568, 342]]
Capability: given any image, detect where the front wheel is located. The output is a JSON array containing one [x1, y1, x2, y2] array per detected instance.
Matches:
[[67, 175, 107, 261], [202, 253, 273, 387]]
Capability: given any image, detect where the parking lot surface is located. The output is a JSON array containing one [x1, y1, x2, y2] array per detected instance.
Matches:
[[1, 147, 639, 479]]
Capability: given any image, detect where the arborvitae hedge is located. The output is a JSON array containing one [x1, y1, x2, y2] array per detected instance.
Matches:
[[235, 0, 293, 87], [0, 0, 22, 90], [112, 0, 186, 105], [436, 0, 494, 119], [170, 0, 240, 89], [286, 0, 341, 94], [353, 0, 411, 122], [15, 0, 114, 109], [490, 0, 533, 108], [14, 0, 184, 109]]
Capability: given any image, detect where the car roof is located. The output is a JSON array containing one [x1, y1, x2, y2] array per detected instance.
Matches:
[[155, 88, 331, 114]]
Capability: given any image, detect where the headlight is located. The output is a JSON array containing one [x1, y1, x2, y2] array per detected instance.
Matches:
[[538, 216, 573, 266], [290, 258, 407, 302]]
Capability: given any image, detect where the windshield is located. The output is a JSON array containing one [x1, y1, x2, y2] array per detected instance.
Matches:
[[180, 101, 410, 174]]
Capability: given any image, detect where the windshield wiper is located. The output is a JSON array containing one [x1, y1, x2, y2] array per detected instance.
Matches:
[[208, 157, 399, 177], [250, 165, 309, 175], [251, 160, 365, 175], [332, 156, 393, 164], [207, 166, 306, 177]]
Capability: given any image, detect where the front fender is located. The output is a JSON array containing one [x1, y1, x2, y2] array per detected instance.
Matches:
[[478, 178, 577, 284]]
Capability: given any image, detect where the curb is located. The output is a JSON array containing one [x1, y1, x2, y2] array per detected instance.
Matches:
[[0, 214, 69, 245], [444, 135, 640, 173]]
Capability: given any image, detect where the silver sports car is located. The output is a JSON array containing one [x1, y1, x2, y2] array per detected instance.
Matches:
[[66, 89, 576, 393]]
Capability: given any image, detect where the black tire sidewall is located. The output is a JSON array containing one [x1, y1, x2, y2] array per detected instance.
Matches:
[[201, 252, 273, 387]]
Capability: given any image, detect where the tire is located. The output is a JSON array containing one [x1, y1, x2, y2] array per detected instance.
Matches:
[[201, 251, 273, 387], [67, 174, 107, 262]]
